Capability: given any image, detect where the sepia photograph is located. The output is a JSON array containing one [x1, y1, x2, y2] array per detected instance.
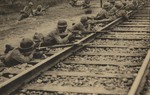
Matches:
[[0, 0, 149, 95]]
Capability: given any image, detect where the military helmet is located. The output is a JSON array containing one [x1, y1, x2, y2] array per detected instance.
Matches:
[[108, 0, 115, 3], [103, 2, 111, 9], [84, 8, 92, 14], [122, 0, 127, 6], [57, 20, 67, 28], [80, 16, 88, 23], [29, 2, 34, 6], [37, 5, 42, 9], [115, 1, 123, 8], [20, 38, 34, 51]]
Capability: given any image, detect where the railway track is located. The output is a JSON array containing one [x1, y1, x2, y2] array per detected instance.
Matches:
[[0, 2, 150, 95], [0, 31, 87, 83]]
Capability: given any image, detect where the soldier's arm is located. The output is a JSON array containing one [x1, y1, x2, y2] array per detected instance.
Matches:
[[53, 35, 65, 44], [68, 24, 82, 34], [54, 34, 73, 44], [31, 9, 34, 16], [46, 30, 65, 44], [12, 50, 33, 63], [79, 24, 87, 32], [62, 29, 74, 43], [63, 32, 73, 42], [36, 9, 43, 15], [87, 23, 92, 32], [95, 17, 115, 23], [67, 25, 76, 33], [122, 10, 129, 20], [22, 6, 28, 12], [95, 10, 105, 20], [51, 30, 67, 44], [95, 13, 102, 20]]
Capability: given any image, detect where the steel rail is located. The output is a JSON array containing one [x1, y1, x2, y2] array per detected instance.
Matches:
[[128, 3, 150, 94], [0, 33, 95, 95], [128, 50, 150, 95]]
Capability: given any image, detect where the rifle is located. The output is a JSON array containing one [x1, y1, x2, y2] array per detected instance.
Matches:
[[34, 43, 77, 58], [41, 5, 50, 14]]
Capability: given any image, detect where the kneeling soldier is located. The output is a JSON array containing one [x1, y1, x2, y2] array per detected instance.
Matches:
[[19, 2, 34, 21]]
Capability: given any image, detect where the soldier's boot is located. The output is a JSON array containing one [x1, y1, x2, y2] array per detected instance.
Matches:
[[18, 14, 29, 21], [4, 44, 14, 54]]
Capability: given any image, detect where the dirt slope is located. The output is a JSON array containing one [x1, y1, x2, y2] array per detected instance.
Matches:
[[0, 0, 101, 53]]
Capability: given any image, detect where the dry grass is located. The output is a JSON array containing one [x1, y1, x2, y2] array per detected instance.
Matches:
[[0, 0, 100, 53], [0, 0, 69, 14]]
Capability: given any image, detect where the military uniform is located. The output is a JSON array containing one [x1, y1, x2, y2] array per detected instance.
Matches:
[[69, 16, 89, 33], [19, 2, 34, 21], [95, 2, 111, 20], [42, 20, 73, 46], [107, 0, 117, 16], [4, 48, 33, 67], [23, 6, 34, 16], [69, 0, 78, 7], [33, 33, 44, 47], [95, 10, 107, 20], [43, 29, 66, 46], [34, 5, 44, 16], [125, 1, 134, 10], [138, 0, 145, 5], [69, 22, 87, 32], [4, 38, 34, 67], [84, 0, 90, 4], [114, 1, 128, 19], [92, 1, 127, 24], [109, 6, 117, 16], [82, 0, 91, 9], [4, 44, 14, 54], [91, 2, 114, 24], [114, 8, 128, 19]]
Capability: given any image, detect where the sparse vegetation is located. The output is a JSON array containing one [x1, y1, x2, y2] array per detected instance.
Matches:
[[0, 0, 69, 14], [0, 0, 100, 53]]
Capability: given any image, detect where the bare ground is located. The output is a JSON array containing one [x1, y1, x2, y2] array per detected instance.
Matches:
[[0, 0, 101, 53]]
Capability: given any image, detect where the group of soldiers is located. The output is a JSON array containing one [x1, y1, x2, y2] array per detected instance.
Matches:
[[1, 0, 146, 67], [19, 0, 91, 21], [2, 16, 90, 67], [90, 0, 140, 24], [19, 2, 47, 21], [69, 0, 91, 9]]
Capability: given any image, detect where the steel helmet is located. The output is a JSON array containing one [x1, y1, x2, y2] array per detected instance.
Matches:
[[80, 16, 88, 23], [103, 2, 111, 9], [122, 0, 127, 6], [29, 2, 34, 6], [115, 1, 123, 8], [57, 20, 67, 28], [84, 8, 92, 14], [108, 0, 115, 3], [20, 38, 34, 51], [33, 33, 44, 42], [37, 5, 42, 9]]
